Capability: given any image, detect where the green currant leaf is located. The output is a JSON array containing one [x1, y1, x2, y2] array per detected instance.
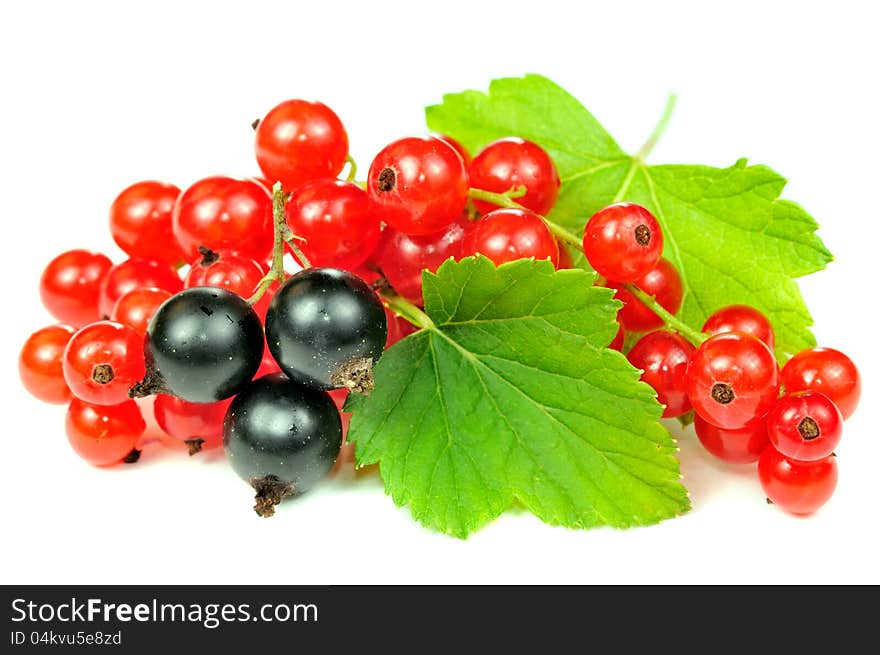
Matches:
[[345, 257, 689, 538], [426, 74, 833, 359]]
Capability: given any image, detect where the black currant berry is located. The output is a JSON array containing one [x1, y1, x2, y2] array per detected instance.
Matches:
[[130, 287, 264, 403], [223, 373, 342, 517], [265, 267, 387, 392]]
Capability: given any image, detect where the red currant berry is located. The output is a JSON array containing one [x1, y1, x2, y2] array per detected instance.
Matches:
[[556, 241, 574, 270], [703, 304, 775, 351], [627, 331, 694, 418], [172, 177, 273, 263], [109, 180, 184, 265], [328, 387, 352, 445], [285, 179, 380, 269], [98, 257, 183, 318], [251, 177, 274, 194], [766, 391, 843, 461], [19, 324, 76, 404], [758, 446, 838, 515], [255, 347, 282, 379], [66, 398, 145, 466], [40, 250, 113, 326], [686, 332, 780, 429], [608, 323, 625, 351], [469, 137, 560, 215], [110, 287, 172, 336], [374, 214, 470, 305], [184, 248, 269, 319], [255, 99, 349, 189], [383, 307, 418, 348], [460, 208, 559, 267], [184, 248, 263, 294], [62, 321, 146, 406], [607, 258, 683, 332], [781, 347, 861, 419], [154, 394, 232, 454], [435, 134, 471, 166], [693, 414, 769, 464], [582, 203, 663, 282], [367, 136, 469, 236]]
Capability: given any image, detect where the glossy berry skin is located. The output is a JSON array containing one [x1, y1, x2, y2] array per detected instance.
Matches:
[[98, 258, 183, 318], [66, 398, 145, 467], [766, 392, 842, 462], [172, 177, 273, 263], [758, 446, 838, 515], [223, 374, 342, 504], [460, 208, 559, 267], [255, 99, 349, 190], [109, 180, 184, 264], [693, 414, 769, 464], [40, 250, 113, 326], [265, 268, 387, 390], [110, 287, 173, 336], [285, 179, 380, 269], [583, 203, 663, 282], [781, 347, 861, 419], [367, 136, 469, 236], [374, 214, 470, 305], [62, 321, 146, 406], [686, 332, 780, 429], [154, 394, 232, 451], [607, 259, 683, 332], [435, 134, 471, 166], [19, 324, 76, 404], [627, 331, 694, 418], [142, 287, 264, 402], [183, 249, 268, 317], [703, 305, 775, 351], [469, 137, 560, 216]]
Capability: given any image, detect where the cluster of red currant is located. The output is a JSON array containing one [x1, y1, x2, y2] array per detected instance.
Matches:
[[582, 204, 861, 514], [17, 96, 860, 519]]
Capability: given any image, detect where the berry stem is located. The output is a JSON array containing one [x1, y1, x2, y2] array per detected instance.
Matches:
[[635, 93, 677, 162], [622, 282, 706, 346], [248, 181, 311, 305], [379, 289, 435, 331], [344, 154, 358, 182], [467, 188, 582, 249]]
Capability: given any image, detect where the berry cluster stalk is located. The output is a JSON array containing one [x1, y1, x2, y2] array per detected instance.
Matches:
[[248, 182, 311, 305], [467, 188, 582, 249]]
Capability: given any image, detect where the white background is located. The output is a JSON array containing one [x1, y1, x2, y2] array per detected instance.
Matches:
[[1, 0, 877, 584]]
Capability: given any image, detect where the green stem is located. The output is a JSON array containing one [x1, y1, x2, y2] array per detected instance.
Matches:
[[345, 154, 358, 182], [379, 289, 435, 331], [623, 283, 705, 346], [467, 188, 582, 249], [248, 181, 291, 305], [635, 93, 677, 162]]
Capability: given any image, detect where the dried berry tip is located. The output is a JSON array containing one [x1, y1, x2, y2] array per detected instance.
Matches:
[[129, 365, 169, 399], [330, 357, 375, 395], [123, 448, 141, 464], [185, 439, 205, 456], [798, 416, 820, 441], [635, 224, 651, 246], [196, 245, 220, 266], [250, 475, 295, 518], [377, 167, 396, 193], [92, 364, 115, 384], [711, 382, 735, 405]]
